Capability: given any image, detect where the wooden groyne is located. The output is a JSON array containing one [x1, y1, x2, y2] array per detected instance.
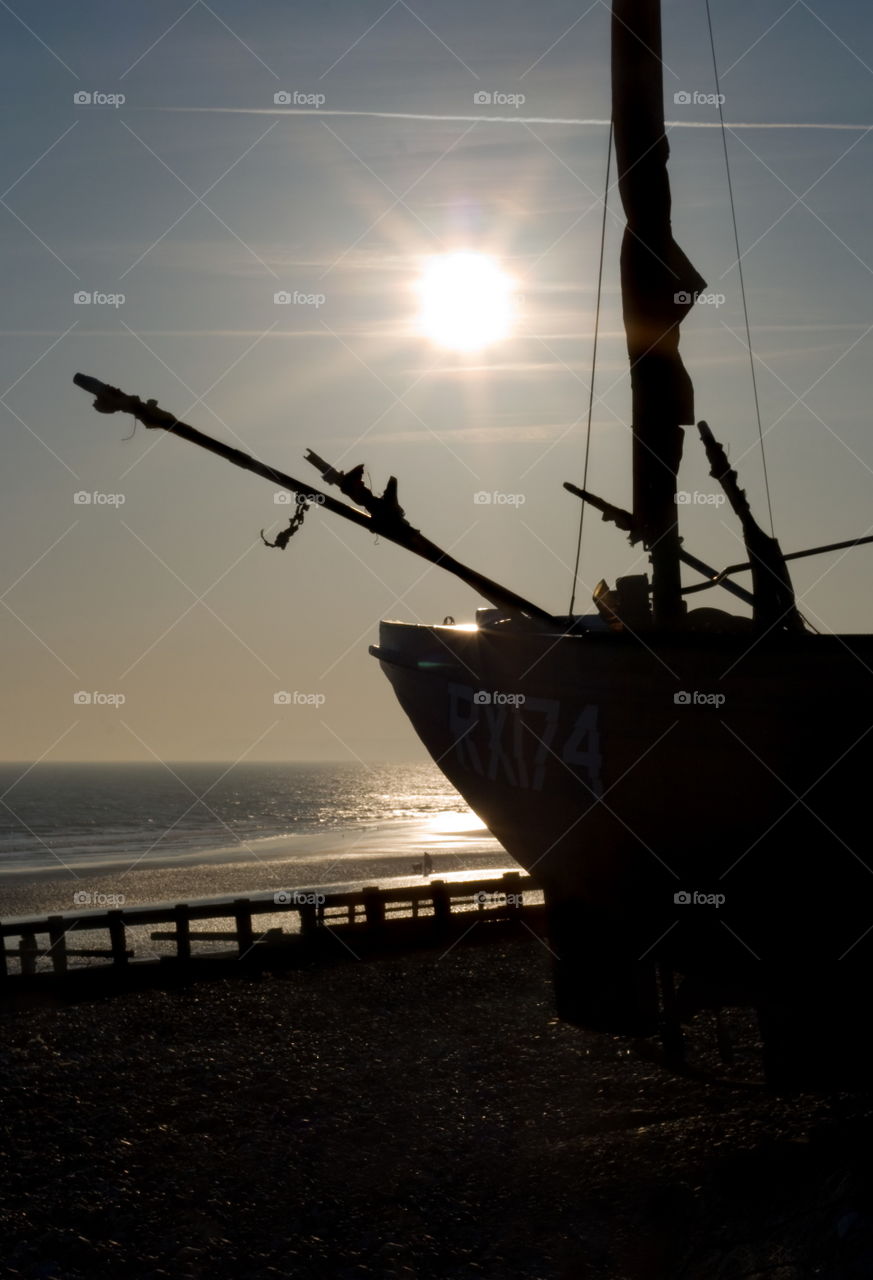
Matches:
[[0, 872, 545, 998]]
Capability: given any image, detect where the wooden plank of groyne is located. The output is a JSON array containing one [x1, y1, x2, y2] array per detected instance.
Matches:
[[152, 929, 240, 943], [0, 875, 542, 982], [67, 949, 133, 958]]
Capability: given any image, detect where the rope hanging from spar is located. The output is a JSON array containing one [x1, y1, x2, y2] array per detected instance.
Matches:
[[261, 496, 309, 548], [705, 0, 775, 536], [569, 121, 613, 615]]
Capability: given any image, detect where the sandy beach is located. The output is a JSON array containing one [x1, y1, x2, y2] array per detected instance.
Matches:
[[4, 935, 873, 1279]]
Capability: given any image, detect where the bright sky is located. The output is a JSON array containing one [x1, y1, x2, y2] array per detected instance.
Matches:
[[1, 0, 871, 762]]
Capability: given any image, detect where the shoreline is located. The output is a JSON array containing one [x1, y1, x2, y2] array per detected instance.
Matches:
[[0, 812, 498, 874], [0, 817, 516, 920]]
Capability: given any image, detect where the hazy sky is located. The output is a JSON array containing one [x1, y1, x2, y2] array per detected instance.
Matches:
[[1, 0, 871, 763]]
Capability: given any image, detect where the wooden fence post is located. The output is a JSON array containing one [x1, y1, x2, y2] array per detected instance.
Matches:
[[298, 904, 317, 937], [503, 871, 523, 917], [362, 887, 385, 932], [47, 916, 68, 976], [431, 880, 451, 933], [107, 912, 128, 967], [233, 899, 255, 957], [19, 933, 39, 976], [174, 904, 192, 964]]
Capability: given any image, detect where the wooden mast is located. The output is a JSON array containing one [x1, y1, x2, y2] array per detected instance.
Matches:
[[611, 0, 706, 625]]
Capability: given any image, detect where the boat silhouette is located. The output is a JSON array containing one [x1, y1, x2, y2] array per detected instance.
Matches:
[[75, 0, 873, 1085]]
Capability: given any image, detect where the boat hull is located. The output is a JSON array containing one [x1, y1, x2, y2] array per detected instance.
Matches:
[[373, 620, 873, 980]]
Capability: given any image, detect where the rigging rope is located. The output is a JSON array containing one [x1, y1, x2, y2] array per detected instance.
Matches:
[[569, 120, 613, 615], [705, 0, 775, 536]]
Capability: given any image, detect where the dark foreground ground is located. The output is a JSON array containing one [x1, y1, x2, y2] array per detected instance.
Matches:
[[2, 937, 873, 1280]]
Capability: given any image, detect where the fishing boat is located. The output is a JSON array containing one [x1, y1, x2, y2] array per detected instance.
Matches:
[[76, 0, 873, 1084]]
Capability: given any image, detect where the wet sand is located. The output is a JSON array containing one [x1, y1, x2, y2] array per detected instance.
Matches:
[[4, 936, 873, 1279]]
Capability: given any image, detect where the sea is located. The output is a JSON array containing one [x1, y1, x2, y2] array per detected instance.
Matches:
[[0, 763, 514, 919]]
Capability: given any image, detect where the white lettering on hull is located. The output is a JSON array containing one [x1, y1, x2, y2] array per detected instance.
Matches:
[[448, 683, 603, 795]]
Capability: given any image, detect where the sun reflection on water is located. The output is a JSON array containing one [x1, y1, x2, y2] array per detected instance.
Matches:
[[425, 810, 487, 835]]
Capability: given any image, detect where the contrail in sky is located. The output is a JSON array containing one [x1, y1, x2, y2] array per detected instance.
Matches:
[[159, 107, 872, 132]]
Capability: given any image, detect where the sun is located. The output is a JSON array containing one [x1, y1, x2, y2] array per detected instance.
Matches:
[[416, 252, 516, 352]]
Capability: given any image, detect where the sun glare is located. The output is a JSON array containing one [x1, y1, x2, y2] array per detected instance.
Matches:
[[416, 252, 516, 352], [425, 810, 487, 835]]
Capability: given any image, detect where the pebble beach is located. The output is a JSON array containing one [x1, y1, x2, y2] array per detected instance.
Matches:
[[4, 936, 873, 1279]]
